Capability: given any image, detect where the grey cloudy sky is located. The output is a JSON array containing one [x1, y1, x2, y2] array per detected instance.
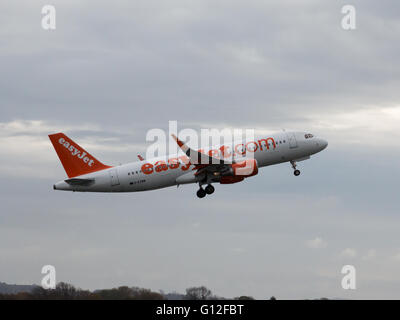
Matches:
[[0, 0, 400, 299]]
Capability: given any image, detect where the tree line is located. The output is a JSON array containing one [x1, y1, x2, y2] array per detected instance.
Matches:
[[0, 283, 264, 300]]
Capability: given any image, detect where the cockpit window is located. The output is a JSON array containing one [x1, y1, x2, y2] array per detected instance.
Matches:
[[305, 133, 314, 139]]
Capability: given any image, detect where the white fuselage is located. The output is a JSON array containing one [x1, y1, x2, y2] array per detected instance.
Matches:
[[53, 131, 328, 192]]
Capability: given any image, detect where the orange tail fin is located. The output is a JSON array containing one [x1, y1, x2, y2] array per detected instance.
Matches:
[[49, 133, 111, 178]]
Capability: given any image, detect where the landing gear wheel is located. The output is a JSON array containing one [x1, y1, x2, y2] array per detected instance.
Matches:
[[197, 188, 206, 198], [205, 185, 215, 195], [290, 160, 300, 176]]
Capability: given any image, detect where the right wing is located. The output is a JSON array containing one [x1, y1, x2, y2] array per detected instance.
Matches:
[[171, 134, 258, 184], [171, 134, 234, 179], [171, 134, 232, 166]]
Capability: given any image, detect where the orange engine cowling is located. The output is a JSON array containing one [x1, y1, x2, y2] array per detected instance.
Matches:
[[232, 159, 258, 177], [220, 159, 258, 184]]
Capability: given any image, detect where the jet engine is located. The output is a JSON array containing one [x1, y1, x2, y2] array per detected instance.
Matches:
[[220, 159, 258, 184]]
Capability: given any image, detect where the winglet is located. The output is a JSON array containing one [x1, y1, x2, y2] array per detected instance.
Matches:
[[171, 134, 189, 153], [137, 155, 144, 161]]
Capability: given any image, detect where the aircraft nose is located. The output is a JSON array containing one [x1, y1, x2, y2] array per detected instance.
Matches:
[[318, 139, 328, 150]]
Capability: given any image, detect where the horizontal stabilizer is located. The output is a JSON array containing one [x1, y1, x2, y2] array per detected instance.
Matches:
[[65, 178, 95, 186]]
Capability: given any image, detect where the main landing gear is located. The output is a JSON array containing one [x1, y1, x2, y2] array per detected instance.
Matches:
[[197, 188, 206, 198], [290, 160, 301, 176], [205, 184, 215, 195], [197, 184, 215, 198]]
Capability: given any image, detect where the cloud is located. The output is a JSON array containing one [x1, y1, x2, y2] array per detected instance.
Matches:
[[362, 249, 377, 260], [218, 44, 266, 65], [0, 120, 146, 178], [0, 120, 101, 136], [392, 252, 400, 262], [340, 248, 357, 258], [306, 237, 327, 249], [307, 106, 400, 147], [230, 247, 245, 254], [1, 0, 400, 129]]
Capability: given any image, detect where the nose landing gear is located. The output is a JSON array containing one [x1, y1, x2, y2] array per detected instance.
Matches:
[[290, 160, 301, 176]]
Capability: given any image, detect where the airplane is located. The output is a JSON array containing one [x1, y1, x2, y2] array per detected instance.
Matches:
[[49, 131, 328, 198]]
